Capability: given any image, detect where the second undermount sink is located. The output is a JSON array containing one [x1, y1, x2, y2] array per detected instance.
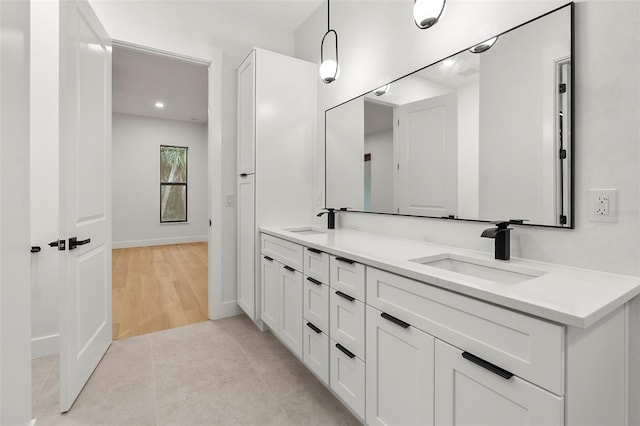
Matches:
[[285, 227, 327, 236], [411, 253, 546, 285]]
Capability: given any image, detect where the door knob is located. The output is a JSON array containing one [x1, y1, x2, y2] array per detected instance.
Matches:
[[69, 237, 91, 250]]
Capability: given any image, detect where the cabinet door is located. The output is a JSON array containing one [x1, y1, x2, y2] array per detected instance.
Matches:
[[303, 279, 329, 332], [330, 339, 365, 419], [280, 266, 303, 357], [237, 50, 255, 175], [260, 256, 281, 333], [366, 306, 435, 426], [237, 174, 255, 318], [435, 340, 563, 426]]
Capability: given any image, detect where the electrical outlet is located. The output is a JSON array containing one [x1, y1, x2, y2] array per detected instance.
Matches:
[[589, 189, 618, 222]]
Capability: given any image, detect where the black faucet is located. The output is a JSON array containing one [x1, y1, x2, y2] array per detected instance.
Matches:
[[481, 221, 513, 260], [317, 208, 336, 229]]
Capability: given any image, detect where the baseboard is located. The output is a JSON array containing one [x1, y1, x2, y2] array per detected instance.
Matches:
[[31, 334, 59, 359], [112, 235, 208, 249]]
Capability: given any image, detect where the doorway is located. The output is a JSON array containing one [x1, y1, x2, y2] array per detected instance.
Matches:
[[111, 44, 210, 340]]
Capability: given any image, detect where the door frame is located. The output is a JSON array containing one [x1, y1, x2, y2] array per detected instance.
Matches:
[[111, 39, 237, 320]]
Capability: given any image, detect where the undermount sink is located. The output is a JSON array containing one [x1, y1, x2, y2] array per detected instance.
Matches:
[[285, 227, 327, 236], [411, 253, 546, 285]]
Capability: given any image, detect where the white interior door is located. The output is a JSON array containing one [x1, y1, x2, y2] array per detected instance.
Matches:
[[397, 94, 457, 217], [58, 0, 112, 412]]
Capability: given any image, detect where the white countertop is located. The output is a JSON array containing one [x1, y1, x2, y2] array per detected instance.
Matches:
[[260, 226, 640, 329]]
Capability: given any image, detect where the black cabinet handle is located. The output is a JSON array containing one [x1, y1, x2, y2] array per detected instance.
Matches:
[[306, 322, 322, 334], [335, 343, 356, 359], [240, 173, 248, 177], [68, 237, 90, 250], [306, 277, 322, 286], [462, 352, 514, 380], [307, 247, 323, 254], [335, 290, 355, 302], [31, 246, 41, 253], [381, 312, 410, 329], [283, 265, 295, 273], [264, 256, 273, 262], [335, 256, 355, 265]]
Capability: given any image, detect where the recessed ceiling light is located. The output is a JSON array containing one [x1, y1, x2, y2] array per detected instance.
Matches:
[[155, 102, 165, 109]]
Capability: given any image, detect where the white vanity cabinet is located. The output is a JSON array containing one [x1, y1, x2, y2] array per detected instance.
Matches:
[[236, 48, 316, 322], [434, 339, 563, 426], [365, 305, 435, 426], [329, 254, 366, 419], [302, 247, 331, 384], [260, 235, 304, 357]]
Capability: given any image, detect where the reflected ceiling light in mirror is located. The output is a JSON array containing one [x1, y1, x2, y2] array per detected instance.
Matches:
[[154, 101, 165, 109], [319, 0, 340, 84], [469, 36, 498, 54], [373, 84, 390, 96], [413, 0, 446, 29]]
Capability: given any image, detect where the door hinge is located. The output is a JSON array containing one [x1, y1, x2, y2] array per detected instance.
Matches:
[[559, 83, 567, 93], [397, 163, 400, 170], [397, 119, 400, 126], [560, 215, 567, 225], [559, 149, 567, 159]]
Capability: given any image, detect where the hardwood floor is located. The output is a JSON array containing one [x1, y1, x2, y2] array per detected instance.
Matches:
[[112, 242, 208, 340]]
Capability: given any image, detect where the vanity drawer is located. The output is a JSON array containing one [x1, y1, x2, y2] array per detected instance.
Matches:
[[330, 291, 365, 360], [367, 267, 565, 395], [303, 278, 329, 332], [302, 320, 329, 385], [330, 255, 365, 302], [330, 339, 365, 419], [261, 234, 303, 271], [304, 247, 330, 283]]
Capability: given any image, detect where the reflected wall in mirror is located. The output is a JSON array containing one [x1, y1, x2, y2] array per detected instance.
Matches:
[[325, 3, 573, 227]]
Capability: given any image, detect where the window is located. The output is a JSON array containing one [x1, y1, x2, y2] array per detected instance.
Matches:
[[160, 145, 188, 223]]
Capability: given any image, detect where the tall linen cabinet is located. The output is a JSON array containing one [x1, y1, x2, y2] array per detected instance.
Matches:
[[236, 48, 316, 322]]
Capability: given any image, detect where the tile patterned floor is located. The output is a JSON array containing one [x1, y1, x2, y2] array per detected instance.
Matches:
[[32, 315, 361, 426]]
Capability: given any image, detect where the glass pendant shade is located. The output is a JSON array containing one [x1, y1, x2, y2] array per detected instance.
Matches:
[[319, 59, 340, 83], [413, 0, 446, 29], [373, 84, 390, 96], [469, 36, 498, 53]]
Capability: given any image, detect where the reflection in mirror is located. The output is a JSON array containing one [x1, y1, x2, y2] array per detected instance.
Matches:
[[325, 3, 573, 227]]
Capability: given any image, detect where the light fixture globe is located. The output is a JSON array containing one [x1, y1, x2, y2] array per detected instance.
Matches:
[[373, 84, 390, 96], [413, 0, 446, 29], [469, 36, 498, 54], [319, 59, 340, 84]]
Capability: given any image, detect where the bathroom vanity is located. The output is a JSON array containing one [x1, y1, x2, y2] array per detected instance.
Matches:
[[259, 226, 640, 426]]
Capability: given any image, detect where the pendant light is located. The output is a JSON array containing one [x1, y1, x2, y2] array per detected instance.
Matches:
[[373, 84, 390, 96], [319, 0, 340, 83], [469, 36, 498, 54], [413, 0, 446, 29]]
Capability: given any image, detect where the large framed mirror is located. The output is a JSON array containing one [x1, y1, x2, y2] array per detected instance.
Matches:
[[325, 3, 573, 228]]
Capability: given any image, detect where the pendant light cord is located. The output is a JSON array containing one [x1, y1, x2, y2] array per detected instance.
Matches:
[[327, 0, 331, 32]]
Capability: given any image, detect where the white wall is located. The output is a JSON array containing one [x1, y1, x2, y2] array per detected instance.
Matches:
[[112, 113, 208, 248], [479, 7, 568, 224], [30, 0, 60, 359], [1, 0, 33, 423], [364, 129, 394, 212], [457, 81, 479, 219]]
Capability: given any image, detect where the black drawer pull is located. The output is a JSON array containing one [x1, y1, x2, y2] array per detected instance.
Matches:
[[307, 247, 323, 254], [240, 173, 248, 177], [335, 343, 356, 359], [381, 312, 410, 329], [335, 256, 355, 265], [264, 256, 273, 262], [462, 351, 514, 380], [335, 291, 355, 302], [306, 277, 322, 286], [306, 322, 322, 334], [283, 265, 295, 273]]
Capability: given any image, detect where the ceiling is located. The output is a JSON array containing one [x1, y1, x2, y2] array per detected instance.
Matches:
[[104, 0, 325, 124], [112, 46, 209, 123]]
